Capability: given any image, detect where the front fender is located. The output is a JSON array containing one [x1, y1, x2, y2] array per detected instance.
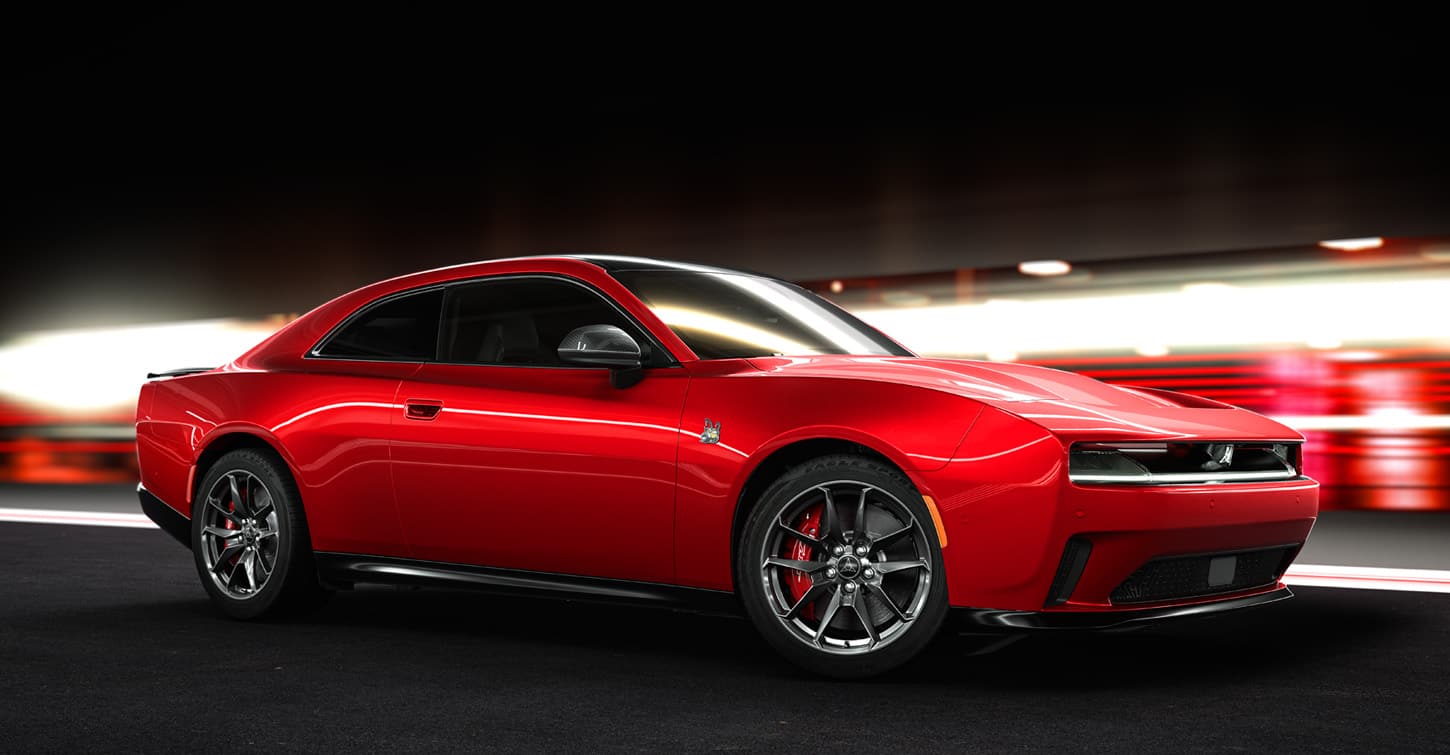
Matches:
[[672, 369, 984, 591]]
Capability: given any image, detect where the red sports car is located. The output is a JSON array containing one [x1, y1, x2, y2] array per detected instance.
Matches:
[[136, 256, 1318, 677]]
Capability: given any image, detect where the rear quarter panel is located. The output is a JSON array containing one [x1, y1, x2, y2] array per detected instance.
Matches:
[[136, 363, 419, 555]]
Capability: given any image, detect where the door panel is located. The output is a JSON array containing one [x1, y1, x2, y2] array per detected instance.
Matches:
[[279, 364, 417, 556], [391, 364, 688, 582]]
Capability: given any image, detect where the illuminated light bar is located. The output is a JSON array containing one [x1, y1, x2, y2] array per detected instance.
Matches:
[[1017, 260, 1072, 276], [1318, 237, 1384, 251], [1284, 564, 1450, 594]]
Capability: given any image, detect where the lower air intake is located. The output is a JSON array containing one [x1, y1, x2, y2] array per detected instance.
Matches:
[[1110, 545, 1298, 605]]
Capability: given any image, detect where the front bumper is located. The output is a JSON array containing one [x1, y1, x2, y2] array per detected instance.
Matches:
[[917, 408, 1319, 613]]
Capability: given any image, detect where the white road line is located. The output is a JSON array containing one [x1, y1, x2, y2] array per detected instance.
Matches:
[[0, 507, 157, 529], [3, 509, 1449, 594], [1283, 564, 1450, 594]]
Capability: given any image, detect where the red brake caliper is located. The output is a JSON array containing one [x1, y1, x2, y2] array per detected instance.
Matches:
[[785, 504, 823, 621]]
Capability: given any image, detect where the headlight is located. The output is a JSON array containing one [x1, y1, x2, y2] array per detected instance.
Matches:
[[1069, 442, 1301, 485]]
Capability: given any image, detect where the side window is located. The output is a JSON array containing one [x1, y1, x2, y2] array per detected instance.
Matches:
[[439, 278, 645, 366], [316, 288, 444, 360]]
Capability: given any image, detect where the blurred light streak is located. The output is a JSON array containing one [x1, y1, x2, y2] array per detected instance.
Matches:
[[0, 319, 279, 412], [1269, 414, 1450, 430], [857, 275, 1450, 358]]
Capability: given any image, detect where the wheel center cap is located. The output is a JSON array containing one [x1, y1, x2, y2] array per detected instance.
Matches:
[[836, 554, 862, 578]]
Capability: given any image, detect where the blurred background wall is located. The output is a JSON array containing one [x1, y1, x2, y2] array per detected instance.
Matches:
[[2, 10, 1447, 510]]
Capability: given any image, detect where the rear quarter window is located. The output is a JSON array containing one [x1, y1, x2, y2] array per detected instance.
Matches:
[[315, 288, 445, 361]]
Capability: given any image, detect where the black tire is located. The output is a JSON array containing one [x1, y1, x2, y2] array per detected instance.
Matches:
[[191, 448, 327, 619], [736, 454, 948, 679]]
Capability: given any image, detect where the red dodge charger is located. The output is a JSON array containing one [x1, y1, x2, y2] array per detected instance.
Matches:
[[136, 256, 1318, 677]]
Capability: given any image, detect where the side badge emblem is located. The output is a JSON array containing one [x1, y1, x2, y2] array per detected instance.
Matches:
[[700, 418, 722, 445]]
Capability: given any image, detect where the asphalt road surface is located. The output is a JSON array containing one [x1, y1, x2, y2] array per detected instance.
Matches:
[[3, 520, 1449, 752]]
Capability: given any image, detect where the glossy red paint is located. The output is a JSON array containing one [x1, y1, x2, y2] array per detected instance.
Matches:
[[135, 256, 1318, 615]]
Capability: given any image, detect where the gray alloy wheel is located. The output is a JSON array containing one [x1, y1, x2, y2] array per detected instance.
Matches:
[[759, 480, 934, 654], [737, 454, 948, 678], [199, 469, 281, 599], [191, 448, 326, 619]]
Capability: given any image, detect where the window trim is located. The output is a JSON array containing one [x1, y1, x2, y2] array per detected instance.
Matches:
[[306, 273, 680, 368]]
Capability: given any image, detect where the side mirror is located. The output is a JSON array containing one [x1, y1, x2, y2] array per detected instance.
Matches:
[[558, 325, 647, 388]]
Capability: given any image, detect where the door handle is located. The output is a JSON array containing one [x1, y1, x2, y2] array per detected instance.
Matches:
[[404, 399, 444, 421]]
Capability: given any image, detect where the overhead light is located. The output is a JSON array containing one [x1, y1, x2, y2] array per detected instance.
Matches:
[[828, 280, 845, 294], [1017, 260, 1072, 277], [1181, 282, 1237, 295], [1319, 237, 1384, 252], [1135, 344, 1170, 357]]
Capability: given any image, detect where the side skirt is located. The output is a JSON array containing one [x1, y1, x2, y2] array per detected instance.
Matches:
[[313, 553, 741, 616]]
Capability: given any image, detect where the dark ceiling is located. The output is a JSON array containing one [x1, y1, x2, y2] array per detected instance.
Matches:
[[4, 10, 1448, 335]]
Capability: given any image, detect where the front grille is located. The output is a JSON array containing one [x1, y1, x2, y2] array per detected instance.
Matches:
[[1110, 545, 1298, 604]]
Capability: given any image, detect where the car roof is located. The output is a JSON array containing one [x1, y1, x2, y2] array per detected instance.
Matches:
[[560, 255, 783, 281]]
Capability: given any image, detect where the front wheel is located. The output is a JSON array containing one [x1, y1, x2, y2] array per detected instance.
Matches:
[[737, 454, 948, 678], [191, 448, 326, 619]]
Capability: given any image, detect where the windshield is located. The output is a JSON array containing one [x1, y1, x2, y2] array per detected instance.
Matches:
[[610, 270, 913, 360]]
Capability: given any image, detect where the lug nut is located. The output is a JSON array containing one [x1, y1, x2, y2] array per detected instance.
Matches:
[[826, 567, 837, 578], [832, 545, 844, 556], [844, 582, 857, 592], [863, 568, 875, 579], [855, 545, 868, 556]]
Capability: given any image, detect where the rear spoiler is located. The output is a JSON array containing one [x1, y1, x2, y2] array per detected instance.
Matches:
[[145, 367, 215, 379]]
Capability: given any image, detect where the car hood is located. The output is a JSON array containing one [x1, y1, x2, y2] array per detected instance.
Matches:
[[745, 356, 1303, 442]]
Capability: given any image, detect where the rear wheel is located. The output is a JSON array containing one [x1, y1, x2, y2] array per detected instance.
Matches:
[[191, 449, 326, 619], [737, 454, 948, 678]]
